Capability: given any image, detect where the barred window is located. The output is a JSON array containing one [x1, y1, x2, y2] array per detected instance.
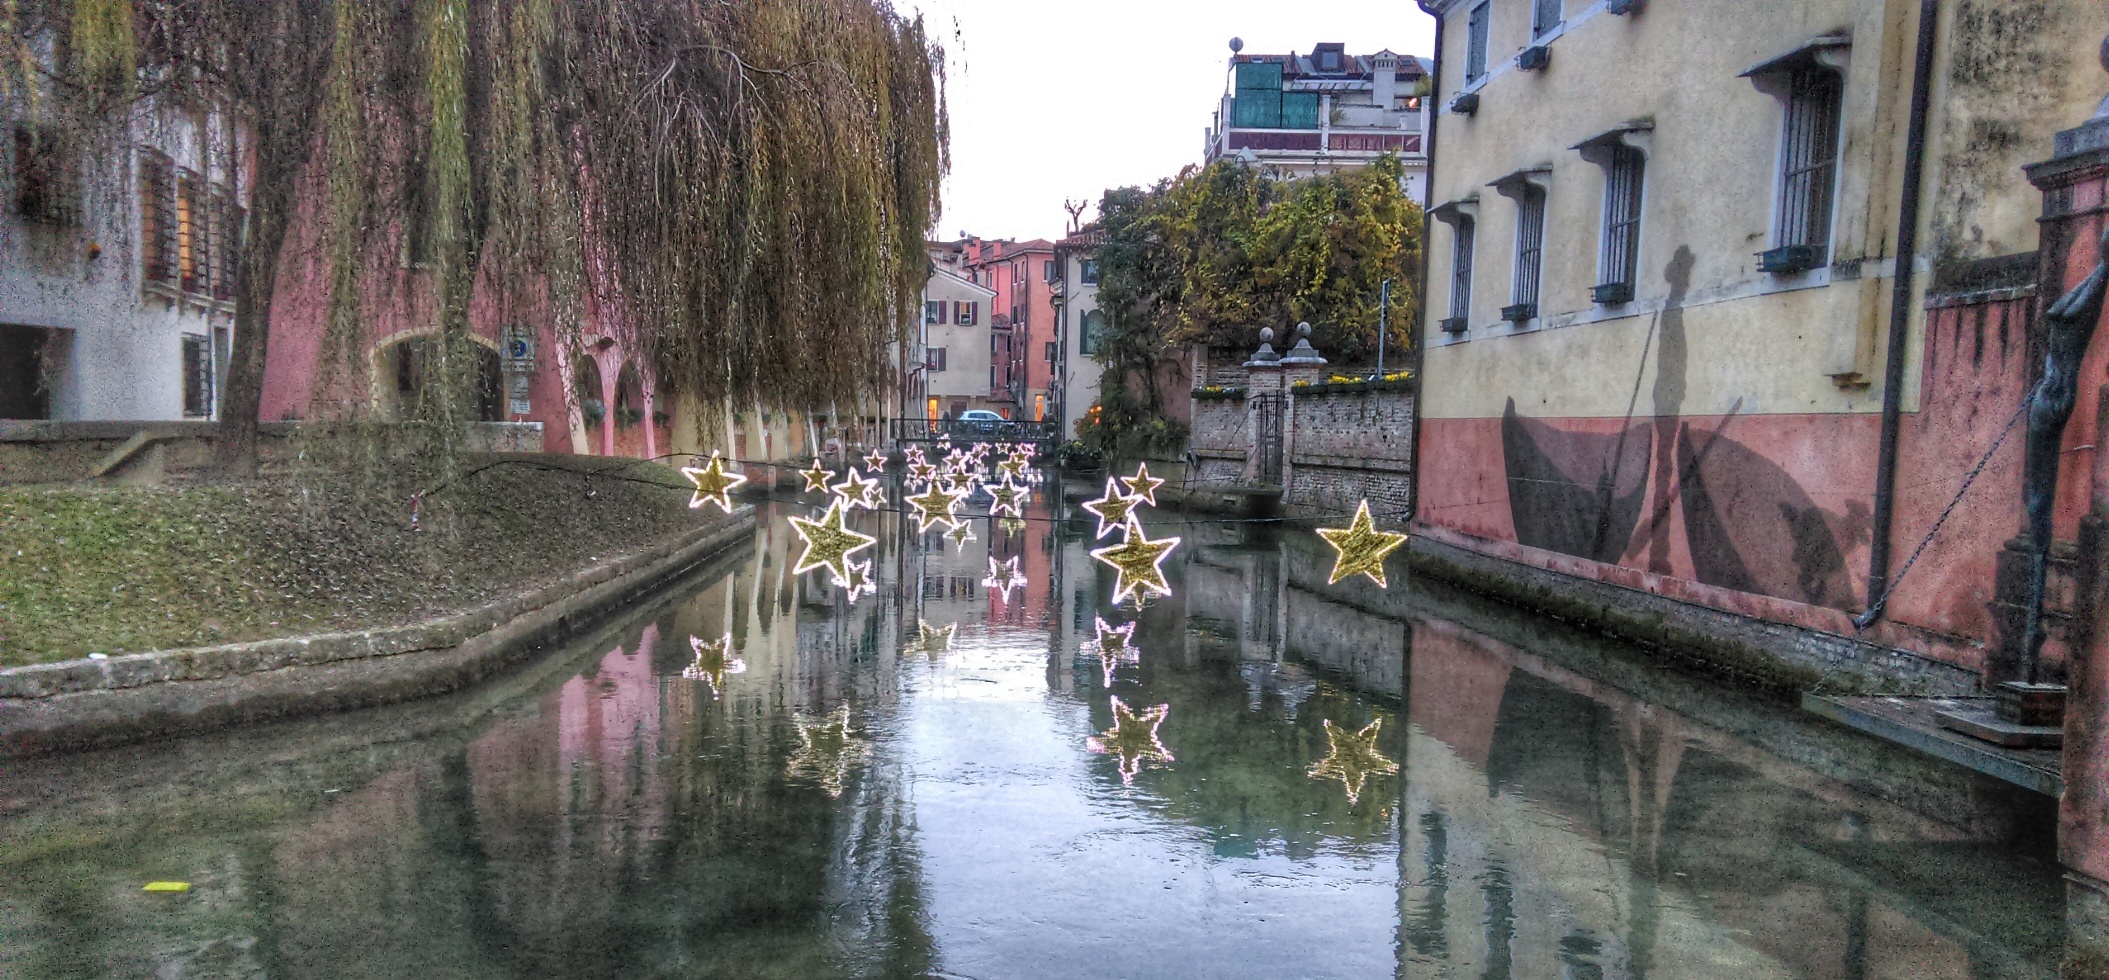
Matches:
[[140, 150, 177, 285], [1449, 217, 1476, 322], [1533, 0, 1562, 37], [182, 333, 213, 418], [13, 127, 80, 226], [1775, 66, 1842, 260], [1598, 146, 1644, 293], [176, 169, 202, 294], [1465, 3, 1491, 81], [211, 186, 242, 301], [1511, 189, 1546, 314]]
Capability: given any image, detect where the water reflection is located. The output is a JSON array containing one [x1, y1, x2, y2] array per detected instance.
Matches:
[[0, 474, 2068, 979]]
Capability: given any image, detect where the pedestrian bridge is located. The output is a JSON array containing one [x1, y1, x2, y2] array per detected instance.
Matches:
[[890, 418, 1060, 449]]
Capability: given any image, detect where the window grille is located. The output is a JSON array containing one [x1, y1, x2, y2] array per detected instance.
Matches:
[[1466, 4, 1490, 81], [1533, 0, 1562, 36], [1599, 146, 1644, 293], [176, 170, 201, 293], [1449, 217, 1476, 322], [140, 150, 177, 284], [13, 127, 80, 226], [212, 187, 242, 300], [1511, 189, 1546, 315], [1775, 67, 1842, 260], [182, 334, 213, 418]]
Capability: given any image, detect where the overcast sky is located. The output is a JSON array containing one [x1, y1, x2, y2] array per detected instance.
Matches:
[[901, 0, 1437, 243]]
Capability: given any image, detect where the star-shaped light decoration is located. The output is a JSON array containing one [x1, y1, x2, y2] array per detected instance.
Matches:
[[1307, 717, 1399, 804], [863, 448, 889, 472], [906, 619, 958, 656], [834, 558, 877, 602], [1092, 616, 1139, 686], [996, 454, 1028, 482], [987, 476, 1028, 517], [787, 704, 870, 798], [1087, 696, 1173, 785], [682, 632, 747, 699], [681, 452, 749, 513], [904, 444, 926, 466], [1090, 516, 1180, 604], [831, 467, 882, 511], [1080, 477, 1141, 539], [945, 522, 977, 552], [789, 499, 878, 583], [906, 459, 939, 484], [905, 480, 969, 532], [1119, 461, 1166, 507], [800, 459, 836, 494], [998, 516, 1027, 536], [983, 555, 1027, 604], [1315, 499, 1409, 588]]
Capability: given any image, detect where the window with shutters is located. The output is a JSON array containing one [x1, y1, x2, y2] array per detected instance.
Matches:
[[955, 301, 977, 326], [926, 347, 947, 372], [1465, 4, 1491, 82], [1510, 188, 1546, 318], [182, 334, 213, 418], [1598, 146, 1644, 297], [925, 300, 946, 325], [140, 150, 177, 285], [1078, 309, 1103, 355], [1449, 217, 1475, 323], [13, 127, 80, 227], [1533, 0, 1562, 37], [1233, 62, 1283, 128], [1773, 66, 1843, 263]]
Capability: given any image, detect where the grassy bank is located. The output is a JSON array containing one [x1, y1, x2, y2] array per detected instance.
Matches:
[[0, 454, 723, 667]]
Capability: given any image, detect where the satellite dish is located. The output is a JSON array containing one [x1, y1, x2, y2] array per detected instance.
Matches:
[[1229, 37, 1244, 54]]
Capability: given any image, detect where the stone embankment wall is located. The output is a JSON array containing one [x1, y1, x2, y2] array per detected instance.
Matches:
[[1283, 382, 1415, 521], [1188, 393, 1248, 489]]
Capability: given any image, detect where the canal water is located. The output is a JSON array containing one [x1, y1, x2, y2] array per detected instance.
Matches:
[[0, 475, 2070, 978]]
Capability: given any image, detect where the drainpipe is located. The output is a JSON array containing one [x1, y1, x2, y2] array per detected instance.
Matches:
[[1859, 0, 1941, 628], [1406, 8, 1443, 524]]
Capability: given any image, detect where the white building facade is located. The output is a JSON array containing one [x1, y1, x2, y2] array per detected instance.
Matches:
[[1204, 42, 1434, 202], [917, 266, 998, 420], [1050, 229, 1106, 439], [1, 97, 245, 422]]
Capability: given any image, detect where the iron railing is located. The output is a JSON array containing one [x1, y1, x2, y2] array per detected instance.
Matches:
[[890, 417, 1060, 445]]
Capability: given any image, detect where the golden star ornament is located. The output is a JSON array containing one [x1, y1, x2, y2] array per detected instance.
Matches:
[[1119, 462, 1166, 507], [800, 459, 836, 493], [1090, 517, 1180, 604], [789, 500, 878, 583], [1087, 696, 1174, 785], [1080, 477, 1141, 539], [998, 516, 1027, 536], [905, 480, 969, 532], [682, 632, 747, 699], [863, 448, 889, 472], [987, 476, 1028, 517], [906, 459, 939, 484], [788, 704, 869, 798], [945, 522, 976, 552], [1316, 499, 1409, 588], [1307, 717, 1399, 804], [831, 467, 882, 511], [681, 452, 748, 512]]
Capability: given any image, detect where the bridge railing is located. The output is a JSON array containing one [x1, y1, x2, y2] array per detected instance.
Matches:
[[890, 418, 1060, 446]]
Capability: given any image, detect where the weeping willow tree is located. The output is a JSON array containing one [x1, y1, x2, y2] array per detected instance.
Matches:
[[4, 0, 947, 471]]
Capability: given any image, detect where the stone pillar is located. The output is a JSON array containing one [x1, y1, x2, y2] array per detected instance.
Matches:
[[2036, 54, 2109, 970], [1244, 328, 1283, 485], [1278, 322, 1329, 505]]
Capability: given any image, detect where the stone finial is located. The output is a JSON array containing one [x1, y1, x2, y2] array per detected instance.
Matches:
[[1280, 321, 1328, 366], [1246, 325, 1282, 368]]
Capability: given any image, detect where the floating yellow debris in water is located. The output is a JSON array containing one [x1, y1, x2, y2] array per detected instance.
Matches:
[[142, 881, 190, 893]]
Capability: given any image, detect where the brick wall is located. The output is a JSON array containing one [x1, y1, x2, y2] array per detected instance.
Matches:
[[1284, 387, 1414, 519], [1189, 395, 1247, 490]]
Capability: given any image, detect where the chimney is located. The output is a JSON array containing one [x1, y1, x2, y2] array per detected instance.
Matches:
[[1373, 50, 1399, 109]]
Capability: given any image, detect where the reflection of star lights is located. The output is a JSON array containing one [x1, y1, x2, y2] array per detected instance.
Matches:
[[905, 480, 969, 531], [906, 619, 957, 655], [1316, 499, 1409, 588], [1119, 462, 1166, 507], [1081, 477, 1141, 539], [800, 459, 836, 493], [946, 523, 976, 552], [789, 500, 877, 583], [834, 558, 877, 601], [863, 448, 889, 472], [1307, 718, 1399, 804], [1093, 616, 1138, 686], [983, 555, 1027, 603], [831, 467, 881, 511], [788, 704, 869, 798], [998, 516, 1027, 536], [987, 476, 1028, 517], [1087, 696, 1173, 785], [682, 632, 747, 698], [681, 452, 749, 512], [1090, 517, 1179, 604]]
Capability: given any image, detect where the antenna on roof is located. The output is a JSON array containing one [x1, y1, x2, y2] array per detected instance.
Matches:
[[1229, 37, 1243, 54]]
